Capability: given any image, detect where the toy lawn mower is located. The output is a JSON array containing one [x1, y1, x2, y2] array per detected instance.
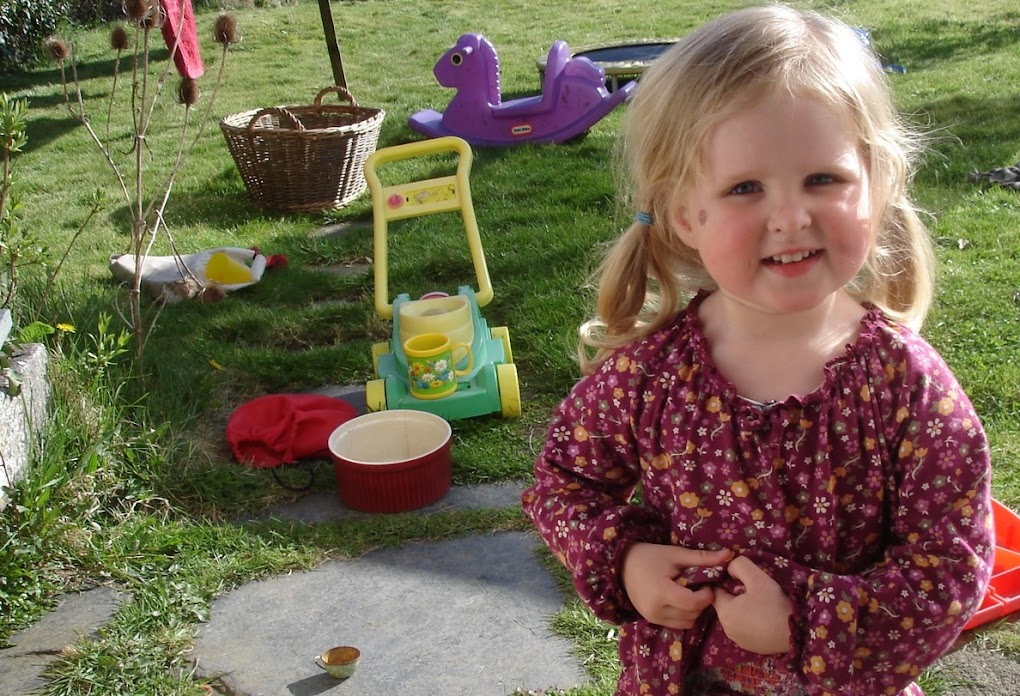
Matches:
[[363, 136, 520, 420]]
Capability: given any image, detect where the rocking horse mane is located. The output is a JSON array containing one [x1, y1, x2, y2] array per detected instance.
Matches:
[[472, 34, 501, 106]]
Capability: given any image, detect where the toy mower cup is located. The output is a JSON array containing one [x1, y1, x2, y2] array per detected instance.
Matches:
[[363, 136, 521, 420]]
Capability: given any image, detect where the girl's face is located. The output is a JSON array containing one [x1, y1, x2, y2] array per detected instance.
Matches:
[[671, 93, 874, 317]]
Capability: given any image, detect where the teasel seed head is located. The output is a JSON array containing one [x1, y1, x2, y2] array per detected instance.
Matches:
[[45, 37, 70, 62], [177, 77, 200, 106], [213, 13, 240, 46], [122, 0, 150, 22], [200, 284, 227, 304], [111, 25, 129, 52], [142, 2, 164, 29]]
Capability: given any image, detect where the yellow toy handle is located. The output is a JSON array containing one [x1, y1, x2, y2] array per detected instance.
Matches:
[[364, 136, 493, 319]]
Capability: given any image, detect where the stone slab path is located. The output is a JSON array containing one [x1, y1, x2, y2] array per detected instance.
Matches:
[[190, 531, 584, 696]]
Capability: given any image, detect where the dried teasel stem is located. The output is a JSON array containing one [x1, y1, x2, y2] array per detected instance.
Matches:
[[46, 37, 77, 120], [144, 12, 240, 232], [107, 25, 130, 142]]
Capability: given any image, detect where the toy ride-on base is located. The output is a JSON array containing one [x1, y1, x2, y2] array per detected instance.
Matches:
[[366, 288, 521, 420]]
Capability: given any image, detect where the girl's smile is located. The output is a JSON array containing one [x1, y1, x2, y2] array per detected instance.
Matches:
[[763, 248, 823, 276]]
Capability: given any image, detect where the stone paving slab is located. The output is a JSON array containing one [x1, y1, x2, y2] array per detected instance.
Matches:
[[191, 532, 585, 696], [254, 482, 526, 524], [0, 587, 125, 694]]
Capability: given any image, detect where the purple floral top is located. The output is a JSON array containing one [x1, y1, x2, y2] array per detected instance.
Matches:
[[522, 294, 994, 696]]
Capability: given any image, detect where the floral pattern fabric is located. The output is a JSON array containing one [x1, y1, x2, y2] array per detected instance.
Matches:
[[522, 294, 994, 696]]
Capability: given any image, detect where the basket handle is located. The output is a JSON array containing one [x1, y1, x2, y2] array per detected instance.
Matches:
[[246, 107, 304, 135], [314, 86, 359, 108]]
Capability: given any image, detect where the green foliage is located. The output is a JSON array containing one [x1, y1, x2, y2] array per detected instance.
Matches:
[[17, 320, 54, 343], [0, 0, 62, 73], [0, 462, 62, 639], [64, 0, 126, 26], [1, 92, 36, 309]]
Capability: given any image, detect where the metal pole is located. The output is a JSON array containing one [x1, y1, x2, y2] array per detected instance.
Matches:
[[317, 0, 348, 90]]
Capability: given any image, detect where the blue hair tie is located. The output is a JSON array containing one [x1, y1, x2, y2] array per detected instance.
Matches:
[[635, 211, 653, 225]]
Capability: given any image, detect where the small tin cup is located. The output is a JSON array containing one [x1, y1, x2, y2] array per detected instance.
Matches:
[[314, 645, 360, 679]]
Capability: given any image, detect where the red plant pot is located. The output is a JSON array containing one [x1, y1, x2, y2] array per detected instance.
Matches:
[[328, 410, 452, 513]]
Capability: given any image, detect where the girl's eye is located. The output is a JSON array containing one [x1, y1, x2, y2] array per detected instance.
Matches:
[[729, 181, 760, 195], [807, 173, 836, 186]]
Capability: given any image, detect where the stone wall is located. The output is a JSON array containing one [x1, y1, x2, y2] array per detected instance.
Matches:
[[1, 309, 49, 509]]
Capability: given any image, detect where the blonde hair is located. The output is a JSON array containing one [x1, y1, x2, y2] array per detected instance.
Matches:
[[580, 3, 934, 374]]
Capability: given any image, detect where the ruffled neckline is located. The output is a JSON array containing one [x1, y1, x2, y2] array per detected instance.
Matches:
[[680, 291, 888, 411]]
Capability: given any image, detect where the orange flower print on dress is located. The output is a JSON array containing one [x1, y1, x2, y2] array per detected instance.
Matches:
[[651, 453, 671, 470], [938, 397, 955, 415], [899, 439, 913, 458], [573, 426, 589, 442], [835, 600, 854, 622], [679, 492, 699, 508], [809, 655, 826, 675], [669, 641, 683, 661], [706, 396, 722, 413]]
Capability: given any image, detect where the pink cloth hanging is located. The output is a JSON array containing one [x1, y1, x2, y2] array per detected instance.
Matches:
[[159, 0, 204, 79]]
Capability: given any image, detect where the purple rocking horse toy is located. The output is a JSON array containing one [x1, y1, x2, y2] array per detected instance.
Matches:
[[409, 34, 636, 147]]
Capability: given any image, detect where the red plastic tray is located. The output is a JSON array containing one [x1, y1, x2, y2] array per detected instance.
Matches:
[[964, 499, 1020, 630]]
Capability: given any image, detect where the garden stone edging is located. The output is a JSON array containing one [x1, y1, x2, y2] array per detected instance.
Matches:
[[0, 321, 49, 509]]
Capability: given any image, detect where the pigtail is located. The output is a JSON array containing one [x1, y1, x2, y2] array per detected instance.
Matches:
[[865, 201, 934, 331], [852, 97, 936, 331], [578, 211, 707, 375], [578, 223, 651, 374]]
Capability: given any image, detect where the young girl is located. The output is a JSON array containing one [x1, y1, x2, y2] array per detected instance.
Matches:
[[522, 5, 994, 695]]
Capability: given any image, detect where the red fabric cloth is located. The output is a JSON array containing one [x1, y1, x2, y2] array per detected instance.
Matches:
[[226, 394, 357, 468], [159, 0, 204, 79]]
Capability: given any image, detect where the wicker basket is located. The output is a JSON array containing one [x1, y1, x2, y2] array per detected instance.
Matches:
[[220, 87, 385, 212]]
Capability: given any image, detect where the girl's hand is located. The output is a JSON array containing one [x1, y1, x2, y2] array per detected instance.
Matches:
[[621, 542, 733, 629], [713, 555, 793, 654]]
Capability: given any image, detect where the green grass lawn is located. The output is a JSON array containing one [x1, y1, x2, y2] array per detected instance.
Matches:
[[2, 0, 1020, 693]]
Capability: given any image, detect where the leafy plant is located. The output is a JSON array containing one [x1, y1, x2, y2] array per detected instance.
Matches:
[[0, 92, 32, 309]]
